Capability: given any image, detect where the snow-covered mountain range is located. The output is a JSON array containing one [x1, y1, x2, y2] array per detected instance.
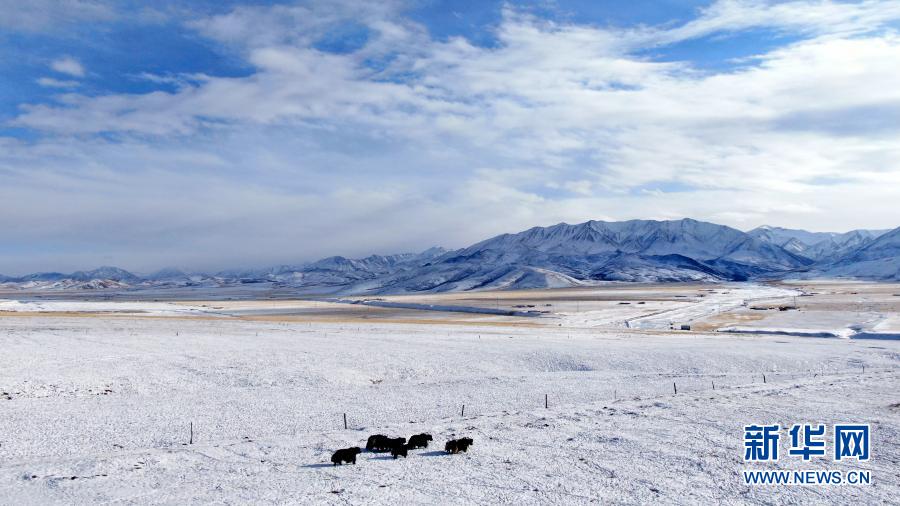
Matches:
[[1, 219, 897, 293], [747, 226, 888, 262]]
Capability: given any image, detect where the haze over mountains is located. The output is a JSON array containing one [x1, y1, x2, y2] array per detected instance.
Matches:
[[1, 219, 897, 294]]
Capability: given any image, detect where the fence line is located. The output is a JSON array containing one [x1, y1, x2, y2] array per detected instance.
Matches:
[[164, 365, 898, 449], [319, 365, 898, 433]]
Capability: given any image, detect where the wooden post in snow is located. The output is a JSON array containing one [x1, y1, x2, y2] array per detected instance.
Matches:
[[189, 422, 193, 445], [673, 382, 677, 395], [461, 404, 465, 417], [545, 394, 548, 409], [343, 413, 348, 430]]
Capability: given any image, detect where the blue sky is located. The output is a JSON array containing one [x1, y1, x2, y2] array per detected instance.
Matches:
[[0, 0, 795, 119], [0, 0, 741, 121], [1, 0, 899, 274]]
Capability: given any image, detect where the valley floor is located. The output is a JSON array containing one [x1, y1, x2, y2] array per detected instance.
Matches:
[[1, 282, 899, 504]]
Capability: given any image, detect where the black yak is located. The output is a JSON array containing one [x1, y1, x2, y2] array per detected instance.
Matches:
[[368, 436, 406, 452], [384, 437, 406, 450], [408, 433, 433, 449], [445, 437, 474, 454], [366, 434, 388, 452], [331, 447, 362, 465], [390, 443, 409, 459]]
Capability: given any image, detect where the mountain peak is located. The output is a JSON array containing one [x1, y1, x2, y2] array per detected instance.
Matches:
[[3, 220, 897, 291]]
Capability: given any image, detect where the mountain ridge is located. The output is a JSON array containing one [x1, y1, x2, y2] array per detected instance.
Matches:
[[747, 225, 888, 262], [1, 220, 898, 292]]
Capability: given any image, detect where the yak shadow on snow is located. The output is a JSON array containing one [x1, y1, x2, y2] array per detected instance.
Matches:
[[302, 463, 334, 469], [418, 451, 447, 457]]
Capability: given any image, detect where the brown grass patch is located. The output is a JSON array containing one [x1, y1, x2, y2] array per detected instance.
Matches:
[[690, 311, 767, 332]]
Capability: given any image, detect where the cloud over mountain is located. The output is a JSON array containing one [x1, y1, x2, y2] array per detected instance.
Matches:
[[2, 1, 900, 275]]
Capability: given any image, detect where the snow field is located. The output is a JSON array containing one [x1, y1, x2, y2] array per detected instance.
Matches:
[[1, 312, 899, 504]]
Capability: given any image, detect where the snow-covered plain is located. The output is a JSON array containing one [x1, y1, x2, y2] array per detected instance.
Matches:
[[1, 283, 899, 504], [0, 299, 216, 317]]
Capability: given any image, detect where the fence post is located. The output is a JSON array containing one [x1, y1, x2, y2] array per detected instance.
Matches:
[[673, 382, 677, 395], [343, 413, 348, 430], [189, 422, 193, 445], [763, 374, 766, 384], [711, 380, 715, 390], [461, 404, 465, 417], [545, 394, 548, 409]]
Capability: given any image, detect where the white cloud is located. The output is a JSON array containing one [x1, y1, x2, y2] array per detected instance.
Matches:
[[0, 0, 115, 32], [663, 0, 900, 42], [50, 56, 86, 77], [36, 77, 80, 88], [3, 0, 900, 273], [190, 0, 413, 51]]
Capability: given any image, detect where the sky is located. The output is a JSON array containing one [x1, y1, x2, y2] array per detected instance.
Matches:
[[1, 0, 899, 275]]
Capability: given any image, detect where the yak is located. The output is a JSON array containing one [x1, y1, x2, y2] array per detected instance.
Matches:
[[407, 433, 433, 449], [390, 442, 409, 459], [366, 434, 388, 452], [331, 447, 362, 465], [368, 435, 406, 452], [445, 437, 474, 454]]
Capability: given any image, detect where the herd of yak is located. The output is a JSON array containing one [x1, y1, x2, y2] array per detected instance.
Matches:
[[331, 433, 474, 465]]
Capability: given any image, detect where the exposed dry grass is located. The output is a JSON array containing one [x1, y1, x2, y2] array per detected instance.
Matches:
[[691, 310, 768, 331]]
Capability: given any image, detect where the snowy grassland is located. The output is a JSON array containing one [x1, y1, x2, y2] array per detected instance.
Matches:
[[0, 299, 216, 317], [1, 284, 899, 504]]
